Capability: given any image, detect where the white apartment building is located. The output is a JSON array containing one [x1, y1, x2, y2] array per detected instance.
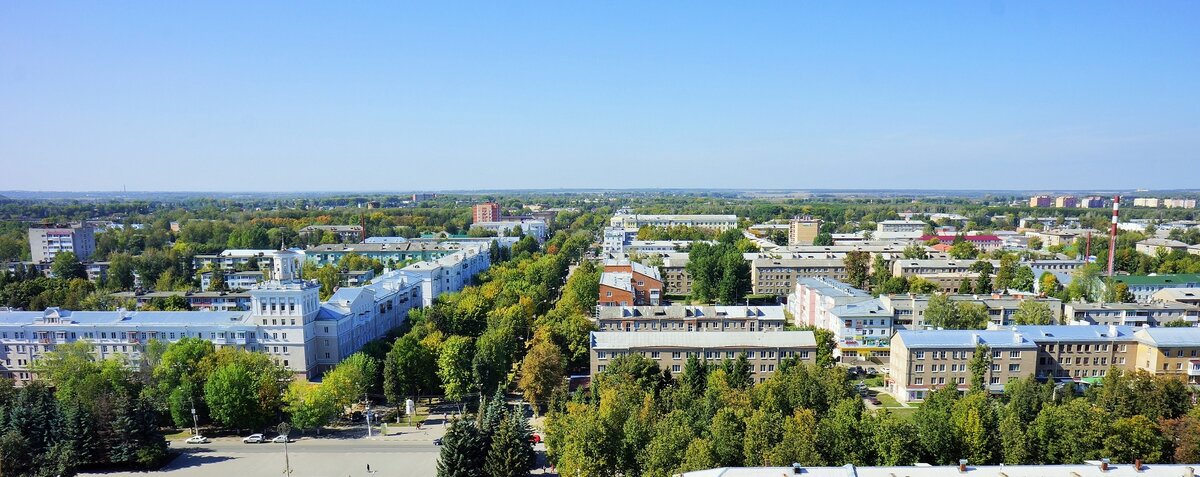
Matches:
[[399, 243, 491, 306], [0, 248, 423, 381], [470, 219, 548, 242], [874, 219, 926, 239], [28, 223, 96, 263], [609, 213, 738, 231], [602, 227, 639, 254]]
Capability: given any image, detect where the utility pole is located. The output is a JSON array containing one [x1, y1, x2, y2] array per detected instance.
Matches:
[[190, 396, 199, 436], [364, 393, 372, 438]]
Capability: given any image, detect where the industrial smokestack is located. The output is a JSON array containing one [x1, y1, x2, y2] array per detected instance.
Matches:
[[1107, 196, 1119, 278]]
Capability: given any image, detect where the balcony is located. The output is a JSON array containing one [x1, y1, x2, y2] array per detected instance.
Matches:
[[1188, 360, 1200, 377]]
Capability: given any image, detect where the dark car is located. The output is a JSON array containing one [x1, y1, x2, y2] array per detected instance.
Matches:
[[433, 437, 443, 446], [867, 397, 882, 406]]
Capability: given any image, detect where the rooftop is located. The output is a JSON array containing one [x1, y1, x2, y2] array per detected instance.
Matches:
[[895, 329, 1037, 349], [591, 330, 816, 349], [596, 305, 785, 320], [1010, 325, 1136, 342], [1110, 274, 1200, 286], [683, 463, 1195, 477], [1135, 327, 1200, 346], [0, 308, 250, 327]]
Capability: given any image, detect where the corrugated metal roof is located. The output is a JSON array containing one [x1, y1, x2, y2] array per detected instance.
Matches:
[[591, 331, 816, 349], [895, 329, 1036, 349]]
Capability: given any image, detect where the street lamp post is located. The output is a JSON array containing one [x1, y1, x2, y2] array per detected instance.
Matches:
[[190, 396, 199, 437]]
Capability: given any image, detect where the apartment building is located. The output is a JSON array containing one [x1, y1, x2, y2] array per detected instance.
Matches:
[[590, 331, 816, 382], [1016, 325, 1138, 382], [595, 305, 785, 332], [825, 299, 893, 359], [28, 223, 96, 263], [0, 249, 423, 381], [306, 241, 465, 267], [750, 258, 847, 296], [299, 225, 364, 242], [1109, 274, 1200, 303], [787, 277, 873, 328], [599, 260, 663, 306], [399, 243, 492, 307], [890, 329, 1038, 402], [1063, 302, 1200, 327], [889, 325, 1200, 402], [110, 290, 253, 312], [1055, 196, 1078, 208], [788, 217, 822, 245], [1136, 238, 1190, 256], [1134, 327, 1200, 384], [470, 218, 548, 242], [626, 240, 694, 254], [193, 249, 281, 272], [918, 234, 1002, 252], [1028, 196, 1053, 208], [1080, 196, 1106, 208], [879, 293, 1063, 330], [609, 213, 738, 231], [602, 227, 639, 254], [199, 270, 264, 291], [472, 202, 502, 223], [875, 220, 926, 239], [659, 253, 692, 296], [1152, 288, 1200, 306]]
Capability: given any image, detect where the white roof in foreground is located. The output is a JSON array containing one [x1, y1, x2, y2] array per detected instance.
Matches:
[[683, 463, 1190, 477], [591, 331, 816, 350]]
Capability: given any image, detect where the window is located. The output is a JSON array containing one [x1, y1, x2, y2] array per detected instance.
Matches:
[[915, 365, 924, 372], [915, 351, 925, 360], [651, 352, 660, 359], [914, 377, 923, 385], [672, 352, 682, 359], [992, 351, 1002, 359], [1009, 351, 1020, 359], [1008, 364, 1020, 372], [598, 352, 607, 360], [606, 291, 612, 297], [672, 365, 681, 372]]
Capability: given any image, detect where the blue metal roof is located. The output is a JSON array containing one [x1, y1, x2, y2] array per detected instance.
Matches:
[[1136, 327, 1200, 346], [895, 329, 1036, 349], [1012, 325, 1136, 342], [0, 309, 249, 326]]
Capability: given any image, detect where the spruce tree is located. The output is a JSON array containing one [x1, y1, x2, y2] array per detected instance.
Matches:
[[437, 419, 487, 477], [485, 413, 535, 477]]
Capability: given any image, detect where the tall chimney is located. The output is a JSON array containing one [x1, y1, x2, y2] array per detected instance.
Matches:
[[1107, 196, 1120, 278]]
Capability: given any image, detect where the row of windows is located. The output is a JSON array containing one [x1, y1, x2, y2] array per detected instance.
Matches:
[[597, 349, 810, 360]]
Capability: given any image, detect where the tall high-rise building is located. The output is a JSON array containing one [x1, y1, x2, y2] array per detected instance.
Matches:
[[787, 217, 822, 245], [472, 202, 502, 223], [28, 223, 95, 263]]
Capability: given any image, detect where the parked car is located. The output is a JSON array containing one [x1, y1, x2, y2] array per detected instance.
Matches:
[[243, 434, 265, 444], [433, 437, 443, 446], [271, 435, 290, 444], [867, 397, 882, 406], [185, 435, 210, 444], [529, 434, 542, 444]]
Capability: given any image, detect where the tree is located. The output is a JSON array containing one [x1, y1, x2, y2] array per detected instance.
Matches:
[[1011, 265, 1035, 292], [742, 409, 782, 466], [324, 352, 379, 408], [1066, 264, 1102, 303], [952, 391, 998, 465], [438, 419, 487, 477], [1030, 398, 1109, 464], [518, 332, 565, 416], [771, 408, 822, 466], [949, 241, 979, 259], [438, 336, 476, 404], [1011, 300, 1054, 325], [678, 438, 716, 474], [204, 362, 260, 430], [958, 277, 974, 295], [284, 381, 339, 433], [924, 293, 957, 329], [955, 302, 990, 329], [914, 385, 960, 464], [1104, 281, 1135, 303], [384, 333, 437, 406], [1103, 415, 1163, 464], [51, 251, 87, 280], [1038, 272, 1062, 295], [844, 251, 871, 289], [474, 323, 520, 396], [485, 413, 535, 477], [708, 408, 744, 467], [974, 267, 993, 294], [817, 398, 867, 465], [994, 255, 1018, 291], [106, 252, 136, 290], [869, 410, 920, 466], [968, 344, 991, 393], [813, 232, 834, 246], [902, 244, 928, 259]]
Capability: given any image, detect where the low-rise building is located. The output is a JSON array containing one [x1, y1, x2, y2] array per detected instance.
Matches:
[[875, 220, 927, 240], [1152, 287, 1200, 306], [399, 243, 491, 307], [750, 258, 848, 296], [1134, 327, 1200, 384], [787, 217, 822, 245], [598, 260, 663, 306], [879, 293, 1063, 330], [659, 253, 692, 296], [193, 249, 281, 272], [890, 329, 1038, 402], [470, 219, 548, 242], [595, 305, 785, 332], [626, 240, 694, 254], [590, 331, 816, 382], [918, 234, 1002, 252], [602, 227, 640, 254], [1063, 302, 1200, 327], [200, 270, 265, 291], [299, 225, 364, 242], [1108, 274, 1200, 303], [1016, 325, 1138, 381], [609, 213, 738, 231], [1136, 238, 1190, 256], [111, 290, 253, 311], [305, 241, 463, 267]]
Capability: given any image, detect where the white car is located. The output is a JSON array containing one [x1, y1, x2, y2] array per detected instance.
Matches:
[[243, 433, 265, 444], [271, 435, 291, 444], [185, 435, 210, 444]]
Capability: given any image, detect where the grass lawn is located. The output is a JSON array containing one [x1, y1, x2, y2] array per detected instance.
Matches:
[[886, 407, 918, 420], [860, 376, 886, 387], [874, 392, 901, 408]]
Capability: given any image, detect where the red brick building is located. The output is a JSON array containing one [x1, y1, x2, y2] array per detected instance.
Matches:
[[473, 202, 501, 224], [599, 260, 663, 306]]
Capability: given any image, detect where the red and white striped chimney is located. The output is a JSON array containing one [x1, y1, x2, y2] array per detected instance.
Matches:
[[1107, 196, 1120, 278]]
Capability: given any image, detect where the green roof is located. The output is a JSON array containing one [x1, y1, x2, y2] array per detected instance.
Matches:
[[1111, 274, 1200, 286]]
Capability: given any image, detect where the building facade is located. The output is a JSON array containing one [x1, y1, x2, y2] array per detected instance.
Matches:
[[28, 223, 96, 263], [595, 305, 785, 332], [609, 213, 738, 231], [788, 218, 822, 245], [1063, 302, 1200, 327], [590, 331, 816, 382], [472, 202, 502, 223]]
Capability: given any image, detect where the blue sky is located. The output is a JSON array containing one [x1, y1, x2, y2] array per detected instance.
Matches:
[[2, 2, 1198, 192]]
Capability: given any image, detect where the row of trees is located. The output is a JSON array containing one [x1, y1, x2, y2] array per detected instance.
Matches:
[[546, 352, 1200, 477], [686, 230, 752, 304], [437, 391, 537, 477]]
